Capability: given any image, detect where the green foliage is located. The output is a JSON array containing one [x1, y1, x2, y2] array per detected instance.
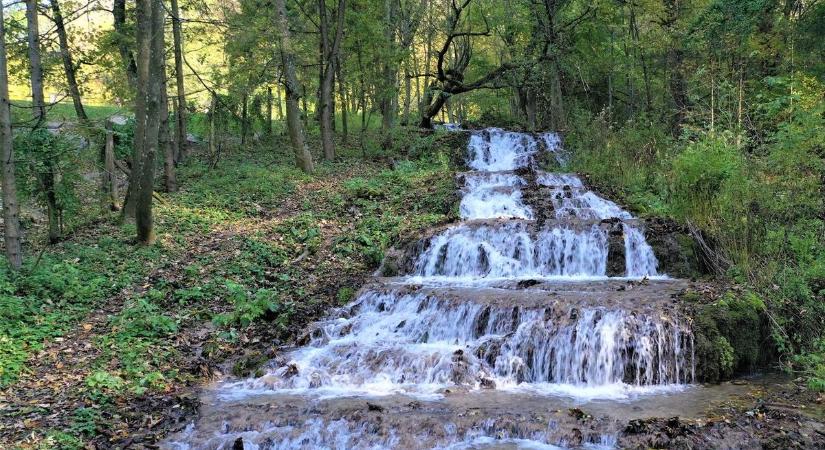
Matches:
[[794, 339, 825, 392], [176, 157, 307, 218], [0, 224, 166, 386], [668, 134, 744, 221], [14, 129, 83, 228], [573, 74, 825, 384], [334, 155, 456, 265], [85, 370, 125, 395], [715, 336, 735, 378], [212, 281, 291, 329]]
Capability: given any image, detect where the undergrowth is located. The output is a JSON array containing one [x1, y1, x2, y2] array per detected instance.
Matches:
[[0, 129, 459, 447], [567, 74, 825, 388]]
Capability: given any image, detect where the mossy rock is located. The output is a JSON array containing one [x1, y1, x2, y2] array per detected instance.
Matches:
[[232, 351, 269, 378], [688, 290, 774, 382]]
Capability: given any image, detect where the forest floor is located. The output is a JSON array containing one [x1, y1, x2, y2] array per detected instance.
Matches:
[[0, 133, 823, 449], [0, 135, 457, 448]]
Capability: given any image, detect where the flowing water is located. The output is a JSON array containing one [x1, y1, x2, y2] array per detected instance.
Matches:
[[166, 128, 701, 449]]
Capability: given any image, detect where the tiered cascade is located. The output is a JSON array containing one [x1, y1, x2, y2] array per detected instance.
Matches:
[[167, 128, 694, 450]]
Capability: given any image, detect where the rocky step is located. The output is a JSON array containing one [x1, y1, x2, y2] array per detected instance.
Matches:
[[381, 218, 654, 278], [366, 277, 690, 311], [266, 280, 696, 392], [164, 381, 762, 450]]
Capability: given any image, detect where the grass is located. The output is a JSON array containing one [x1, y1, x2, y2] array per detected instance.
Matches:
[[9, 99, 124, 124]]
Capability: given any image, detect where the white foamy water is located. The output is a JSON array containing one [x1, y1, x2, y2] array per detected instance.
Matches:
[[167, 129, 689, 450], [417, 128, 659, 280], [226, 290, 692, 399], [414, 222, 609, 278]]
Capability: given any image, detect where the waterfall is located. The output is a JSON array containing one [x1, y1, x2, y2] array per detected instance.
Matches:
[[166, 128, 693, 450]]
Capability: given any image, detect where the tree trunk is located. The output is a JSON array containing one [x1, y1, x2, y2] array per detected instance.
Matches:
[[50, 0, 88, 122], [336, 57, 348, 143], [276, 0, 314, 173], [380, 0, 398, 131], [123, 0, 154, 221], [318, 0, 346, 161], [663, 0, 688, 134], [131, 0, 163, 244], [241, 94, 249, 145], [27, 0, 61, 243], [403, 65, 411, 125], [26, 0, 46, 126], [266, 87, 273, 135], [419, 90, 446, 128], [170, 0, 188, 160], [161, 84, 177, 193], [0, 2, 22, 269], [275, 85, 283, 119], [103, 120, 120, 210], [113, 0, 138, 89], [208, 92, 217, 163]]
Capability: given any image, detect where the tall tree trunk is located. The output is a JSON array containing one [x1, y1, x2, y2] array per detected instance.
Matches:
[[27, 0, 61, 243], [275, 85, 283, 119], [113, 0, 138, 89], [318, 0, 346, 161], [241, 94, 249, 145], [102, 120, 120, 210], [336, 56, 348, 143], [275, 0, 314, 173], [26, 1, 46, 126], [0, 2, 22, 269], [628, 5, 652, 113], [130, 0, 163, 244], [170, 0, 188, 160], [403, 65, 411, 125], [380, 0, 398, 131], [663, 0, 688, 134], [50, 0, 88, 122], [123, 0, 154, 220], [161, 83, 177, 193], [266, 87, 273, 135]]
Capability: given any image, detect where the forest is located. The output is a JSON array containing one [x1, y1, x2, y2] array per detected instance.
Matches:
[[0, 0, 824, 448]]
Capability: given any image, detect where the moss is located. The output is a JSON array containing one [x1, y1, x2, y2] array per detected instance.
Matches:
[[689, 290, 773, 382], [716, 336, 735, 378], [232, 351, 268, 378]]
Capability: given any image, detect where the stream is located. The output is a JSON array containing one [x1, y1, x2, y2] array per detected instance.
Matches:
[[165, 128, 745, 449]]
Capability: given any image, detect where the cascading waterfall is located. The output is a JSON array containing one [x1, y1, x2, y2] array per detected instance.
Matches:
[[166, 128, 693, 450], [415, 128, 658, 280]]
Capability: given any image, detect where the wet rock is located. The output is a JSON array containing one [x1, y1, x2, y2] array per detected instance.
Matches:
[[367, 402, 385, 412], [283, 363, 299, 378], [233, 437, 244, 450], [606, 222, 627, 277], [569, 408, 592, 420], [450, 349, 475, 386], [479, 377, 496, 389], [645, 218, 704, 278], [309, 372, 322, 388], [516, 279, 541, 289], [474, 306, 491, 337], [231, 351, 268, 377], [569, 428, 583, 447]]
